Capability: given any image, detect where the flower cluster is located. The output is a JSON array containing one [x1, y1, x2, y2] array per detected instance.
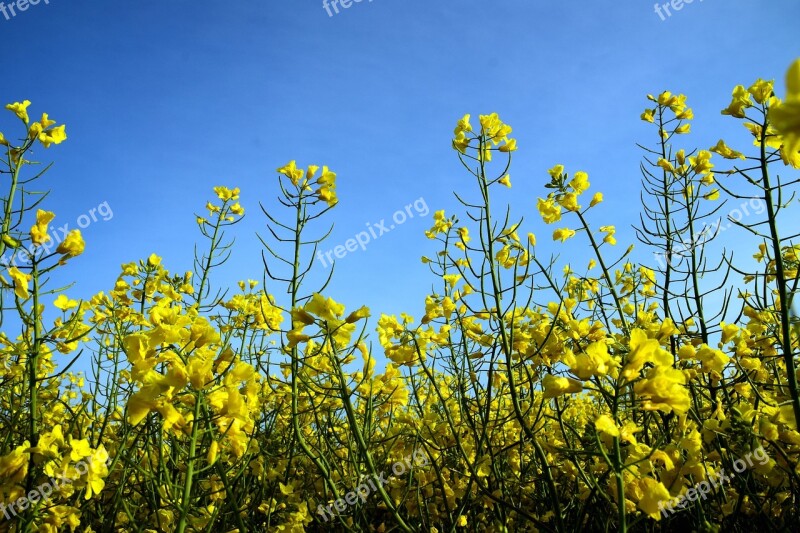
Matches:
[[277, 160, 338, 207]]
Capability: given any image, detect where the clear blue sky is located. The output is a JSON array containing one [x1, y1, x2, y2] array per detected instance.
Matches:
[[2, 1, 798, 350]]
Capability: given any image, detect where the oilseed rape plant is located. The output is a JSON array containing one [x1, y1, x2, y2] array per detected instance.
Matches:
[[1, 59, 800, 532]]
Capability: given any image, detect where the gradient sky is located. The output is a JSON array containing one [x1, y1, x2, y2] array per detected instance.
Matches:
[[2, 0, 798, 363]]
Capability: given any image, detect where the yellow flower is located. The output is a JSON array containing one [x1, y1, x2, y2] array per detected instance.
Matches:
[[542, 374, 582, 398], [28, 121, 43, 140], [558, 192, 580, 212], [548, 164, 564, 178], [213, 186, 240, 201], [498, 174, 512, 187], [452, 131, 470, 153], [82, 447, 109, 500], [30, 209, 56, 245], [570, 341, 616, 379], [286, 328, 310, 348], [721, 85, 753, 118], [748, 78, 775, 104], [657, 158, 675, 173], [552, 228, 576, 242], [478, 113, 500, 132], [8, 267, 32, 299], [57, 229, 85, 258], [187, 354, 214, 389], [69, 438, 93, 461], [29, 426, 65, 460], [126, 387, 160, 425], [277, 160, 304, 186], [589, 192, 603, 207], [669, 93, 687, 114], [641, 108, 655, 123], [637, 478, 672, 520], [54, 293, 79, 310], [315, 166, 338, 207], [316, 165, 336, 186], [781, 144, 800, 168], [595, 415, 620, 437], [770, 59, 800, 156], [305, 165, 320, 181], [291, 307, 316, 327], [537, 198, 562, 224], [689, 150, 714, 174], [304, 293, 345, 322], [720, 322, 740, 344], [454, 114, 472, 135], [229, 202, 245, 216], [700, 172, 715, 186], [599, 225, 616, 245], [38, 112, 56, 129], [634, 365, 690, 414], [6, 100, 32, 123], [619, 421, 641, 445], [710, 139, 745, 160], [345, 305, 371, 323], [38, 124, 67, 148], [0, 442, 30, 483], [207, 440, 220, 466], [317, 187, 339, 207], [498, 138, 517, 152], [787, 58, 800, 98], [695, 344, 729, 373], [677, 344, 696, 361], [675, 123, 691, 134], [622, 328, 672, 381], [478, 112, 512, 145], [569, 171, 590, 194], [657, 91, 675, 106]]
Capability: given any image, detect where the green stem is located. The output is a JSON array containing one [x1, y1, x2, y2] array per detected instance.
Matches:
[[286, 189, 342, 508], [475, 138, 565, 532], [176, 392, 203, 533], [759, 115, 800, 431]]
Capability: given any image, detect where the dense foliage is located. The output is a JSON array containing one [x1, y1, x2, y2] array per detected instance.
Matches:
[[1, 60, 799, 532]]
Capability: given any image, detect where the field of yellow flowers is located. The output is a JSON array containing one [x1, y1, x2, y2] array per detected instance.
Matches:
[[1, 59, 799, 533]]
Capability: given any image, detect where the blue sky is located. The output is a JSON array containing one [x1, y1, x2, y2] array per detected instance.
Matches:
[[2, 0, 798, 354]]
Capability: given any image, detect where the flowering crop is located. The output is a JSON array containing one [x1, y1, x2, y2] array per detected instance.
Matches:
[[1, 60, 800, 532]]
